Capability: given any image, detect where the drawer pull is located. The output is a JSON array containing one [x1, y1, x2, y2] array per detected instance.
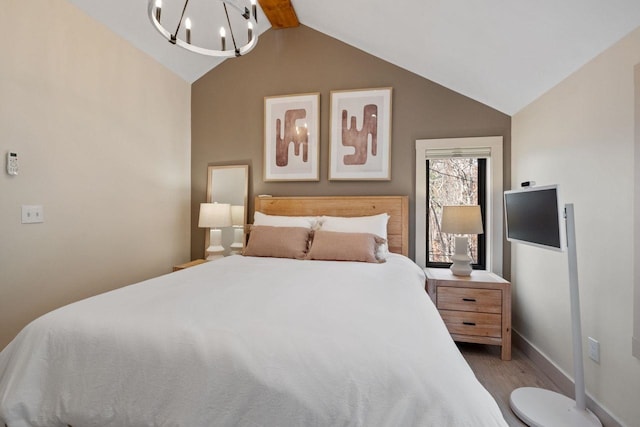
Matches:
[[462, 298, 477, 302], [463, 321, 476, 326]]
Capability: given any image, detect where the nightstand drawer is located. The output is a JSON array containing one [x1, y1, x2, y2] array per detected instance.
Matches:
[[440, 310, 502, 338], [437, 286, 501, 314]]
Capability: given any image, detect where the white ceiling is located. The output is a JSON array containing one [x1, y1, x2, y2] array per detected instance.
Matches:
[[68, 0, 640, 115]]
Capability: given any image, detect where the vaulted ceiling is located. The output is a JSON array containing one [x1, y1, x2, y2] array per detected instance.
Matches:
[[67, 0, 640, 115]]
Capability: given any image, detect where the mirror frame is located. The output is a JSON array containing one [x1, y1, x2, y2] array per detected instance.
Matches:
[[204, 164, 249, 257]]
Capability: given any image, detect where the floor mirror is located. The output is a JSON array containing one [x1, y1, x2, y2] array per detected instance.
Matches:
[[204, 165, 249, 258]]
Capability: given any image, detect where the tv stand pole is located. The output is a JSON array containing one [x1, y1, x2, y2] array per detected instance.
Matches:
[[509, 204, 601, 427]]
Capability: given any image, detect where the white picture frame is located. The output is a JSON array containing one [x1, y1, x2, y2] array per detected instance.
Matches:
[[329, 87, 392, 180], [264, 92, 320, 181]]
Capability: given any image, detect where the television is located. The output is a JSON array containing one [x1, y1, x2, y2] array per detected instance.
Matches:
[[504, 185, 564, 251]]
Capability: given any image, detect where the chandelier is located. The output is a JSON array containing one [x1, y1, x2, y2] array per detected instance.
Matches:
[[148, 0, 259, 58]]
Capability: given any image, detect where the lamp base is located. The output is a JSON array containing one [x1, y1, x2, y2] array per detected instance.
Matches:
[[450, 236, 472, 276], [205, 245, 224, 261], [450, 255, 473, 276], [206, 228, 225, 260], [510, 387, 601, 427], [230, 227, 244, 255]]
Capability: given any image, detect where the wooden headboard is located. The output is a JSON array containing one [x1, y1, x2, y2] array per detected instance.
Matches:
[[253, 195, 409, 257]]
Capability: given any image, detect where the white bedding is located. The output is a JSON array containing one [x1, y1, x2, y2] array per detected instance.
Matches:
[[0, 254, 507, 427]]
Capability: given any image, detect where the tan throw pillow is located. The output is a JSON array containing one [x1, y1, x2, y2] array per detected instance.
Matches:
[[243, 226, 311, 259], [318, 213, 390, 260], [306, 230, 386, 263]]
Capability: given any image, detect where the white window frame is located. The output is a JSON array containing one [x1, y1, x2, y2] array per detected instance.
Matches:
[[633, 64, 640, 359], [415, 136, 503, 275]]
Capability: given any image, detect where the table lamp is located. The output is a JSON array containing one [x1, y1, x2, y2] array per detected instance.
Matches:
[[230, 205, 245, 255], [441, 205, 484, 276], [199, 202, 232, 260]]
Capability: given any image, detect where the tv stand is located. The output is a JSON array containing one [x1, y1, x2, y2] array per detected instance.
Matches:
[[510, 204, 601, 426]]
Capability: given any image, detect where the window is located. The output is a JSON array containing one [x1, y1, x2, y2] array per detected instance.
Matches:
[[415, 137, 503, 275], [427, 157, 486, 269]]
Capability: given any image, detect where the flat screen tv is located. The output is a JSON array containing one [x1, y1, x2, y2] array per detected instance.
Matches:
[[504, 185, 564, 251]]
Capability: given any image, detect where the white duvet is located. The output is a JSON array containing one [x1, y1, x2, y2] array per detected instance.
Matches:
[[0, 254, 507, 427]]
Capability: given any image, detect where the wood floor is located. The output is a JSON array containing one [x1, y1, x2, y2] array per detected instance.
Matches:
[[459, 342, 563, 427]]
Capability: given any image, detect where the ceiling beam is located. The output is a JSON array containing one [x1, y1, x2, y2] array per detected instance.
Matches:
[[258, 0, 300, 29]]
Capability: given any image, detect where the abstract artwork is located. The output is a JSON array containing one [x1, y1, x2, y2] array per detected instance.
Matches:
[[264, 93, 320, 181], [329, 88, 392, 180]]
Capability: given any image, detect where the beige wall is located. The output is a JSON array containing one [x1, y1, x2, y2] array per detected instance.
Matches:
[[0, 1, 191, 349], [512, 27, 640, 425], [191, 25, 511, 260]]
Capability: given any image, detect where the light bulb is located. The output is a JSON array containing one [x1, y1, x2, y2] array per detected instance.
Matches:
[[154, 0, 162, 21], [251, 0, 257, 21], [220, 27, 226, 51]]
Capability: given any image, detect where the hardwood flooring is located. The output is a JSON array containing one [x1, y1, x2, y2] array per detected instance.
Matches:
[[459, 342, 563, 427]]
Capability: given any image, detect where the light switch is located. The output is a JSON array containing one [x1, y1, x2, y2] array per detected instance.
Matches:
[[21, 205, 44, 224]]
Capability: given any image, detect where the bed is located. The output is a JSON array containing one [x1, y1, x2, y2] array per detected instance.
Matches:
[[0, 195, 507, 427]]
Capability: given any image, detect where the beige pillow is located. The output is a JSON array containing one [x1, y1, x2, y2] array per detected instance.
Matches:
[[306, 230, 386, 263], [253, 211, 319, 229], [243, 226, 311, 259]]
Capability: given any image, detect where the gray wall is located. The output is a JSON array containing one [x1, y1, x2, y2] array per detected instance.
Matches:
[[191, 25, 511, 261]]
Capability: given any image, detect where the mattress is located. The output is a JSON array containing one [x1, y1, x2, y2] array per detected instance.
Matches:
[[0, 254, 507, 427]]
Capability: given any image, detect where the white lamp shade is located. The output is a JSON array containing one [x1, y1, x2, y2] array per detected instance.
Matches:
[[441, 205, 484, 235], [198, 203, 232, 228], [231, 205, 245, 227]]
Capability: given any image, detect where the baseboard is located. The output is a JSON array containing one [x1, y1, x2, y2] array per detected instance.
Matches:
[[512, 330, 625, 427]]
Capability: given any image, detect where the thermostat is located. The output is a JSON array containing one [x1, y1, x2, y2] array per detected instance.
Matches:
[[7, 152, 18, 176]]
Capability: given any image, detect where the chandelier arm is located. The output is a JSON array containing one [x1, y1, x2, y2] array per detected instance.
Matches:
[[223, 3, 239, 54], [172, 0, 191, 41], [148, 0, 258, 58]]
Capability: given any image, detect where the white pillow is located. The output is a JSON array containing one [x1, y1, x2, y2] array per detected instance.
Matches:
[[319, 213, 390, 259], [253, 211, 318, 229]]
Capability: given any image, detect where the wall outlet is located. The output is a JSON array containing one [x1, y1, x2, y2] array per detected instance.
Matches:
[[588, 337, 600, 363]]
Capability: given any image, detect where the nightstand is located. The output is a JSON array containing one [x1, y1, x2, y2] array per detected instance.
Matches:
[[425, 268, 511, 360], [173, 259, 207, 272]]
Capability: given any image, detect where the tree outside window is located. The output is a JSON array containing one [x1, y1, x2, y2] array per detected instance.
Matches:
[[427, 157, 486, 268]]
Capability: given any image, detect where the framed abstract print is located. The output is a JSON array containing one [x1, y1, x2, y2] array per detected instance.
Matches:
[[264, 93, 320, 181], [329, 87, 392, 181]]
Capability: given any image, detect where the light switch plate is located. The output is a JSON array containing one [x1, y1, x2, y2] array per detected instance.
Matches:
[[21, 205, 44, 224], [588, 337, 600, 363]]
